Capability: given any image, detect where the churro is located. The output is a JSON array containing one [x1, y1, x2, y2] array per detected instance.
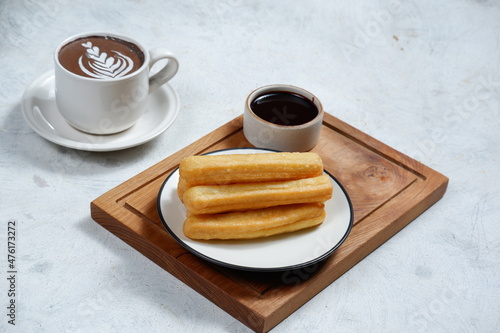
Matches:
[[183, 203, 326, 240], [182, 174, 333, 215], [178, 152, 323, 187]]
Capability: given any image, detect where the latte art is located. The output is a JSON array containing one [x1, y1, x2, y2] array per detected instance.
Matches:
[[79, 42, 134, 79], [58, 36, 144, 79]]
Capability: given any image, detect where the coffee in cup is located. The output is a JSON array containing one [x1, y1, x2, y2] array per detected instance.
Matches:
[[54, 32, 179, 135], [58, 35, 145, 79]]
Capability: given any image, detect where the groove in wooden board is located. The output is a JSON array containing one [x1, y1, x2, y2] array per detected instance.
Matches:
[[122, 126, 418, 229], [121, 175, 168, 227]]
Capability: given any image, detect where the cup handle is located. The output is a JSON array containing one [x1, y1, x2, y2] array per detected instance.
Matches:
[[148, 48, 179, 93]]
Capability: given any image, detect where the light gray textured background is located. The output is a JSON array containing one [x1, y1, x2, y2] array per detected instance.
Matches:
[[1, 0, 499, 332]]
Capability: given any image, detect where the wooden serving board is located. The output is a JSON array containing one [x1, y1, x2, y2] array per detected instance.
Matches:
[[91, 113, 448, 333]]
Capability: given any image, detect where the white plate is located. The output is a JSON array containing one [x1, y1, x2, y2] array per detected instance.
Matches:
[[21, 71, 179, 152], [157, 148, 353, 272]]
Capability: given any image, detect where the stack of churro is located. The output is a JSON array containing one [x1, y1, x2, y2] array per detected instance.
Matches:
[[177, 152, 333, 240]]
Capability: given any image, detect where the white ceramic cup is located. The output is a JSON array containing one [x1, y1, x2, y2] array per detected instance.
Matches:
[[54, 32, 179, 134], [243, 84, 324, 152]]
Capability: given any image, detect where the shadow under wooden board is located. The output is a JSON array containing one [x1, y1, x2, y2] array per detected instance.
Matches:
[[91, 113, 448, 333]]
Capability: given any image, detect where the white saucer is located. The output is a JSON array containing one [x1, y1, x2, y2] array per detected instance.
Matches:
[[21, 71, 180, 152]]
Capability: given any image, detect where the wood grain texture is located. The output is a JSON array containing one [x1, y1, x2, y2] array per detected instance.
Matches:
[[91, 113, 448, 333]]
